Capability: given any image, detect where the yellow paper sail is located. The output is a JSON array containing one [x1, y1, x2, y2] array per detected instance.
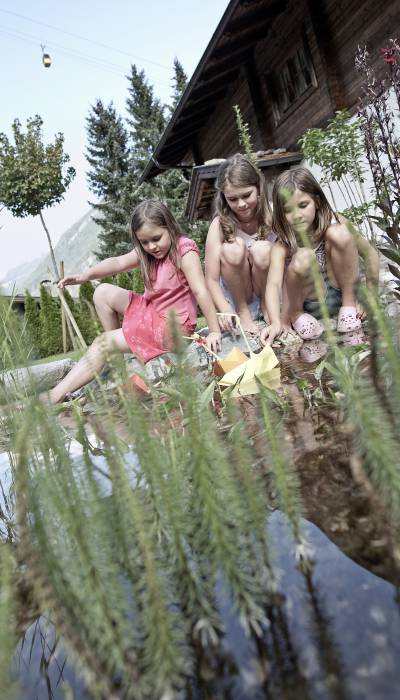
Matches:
[[213, 347, 248, 377], [218, 345, 280, 397]]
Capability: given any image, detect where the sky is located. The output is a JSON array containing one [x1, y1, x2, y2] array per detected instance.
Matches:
[[0, 0, 230, 279]]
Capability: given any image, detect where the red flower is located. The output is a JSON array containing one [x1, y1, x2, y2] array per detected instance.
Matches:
[[380, 48, 397, 65]]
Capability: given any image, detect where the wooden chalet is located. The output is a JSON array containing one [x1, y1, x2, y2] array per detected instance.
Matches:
[[141, 0, 399, 220]]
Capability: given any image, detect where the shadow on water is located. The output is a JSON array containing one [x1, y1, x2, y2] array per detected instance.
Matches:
[[2, 331, 400, 699]]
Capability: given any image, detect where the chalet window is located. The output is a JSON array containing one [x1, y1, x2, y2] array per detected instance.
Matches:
[[267, 41, 317, 123]]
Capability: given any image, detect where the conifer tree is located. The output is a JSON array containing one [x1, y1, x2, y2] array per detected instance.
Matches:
[[39, 285, 62, 358], [170, 58, 188, 111], [85, 100, 132, 260], [126, 65, 166, 171], [24, 291, 42, 358]]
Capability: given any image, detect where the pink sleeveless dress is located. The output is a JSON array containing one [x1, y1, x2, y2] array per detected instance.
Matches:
[[122, 236, 199, 362]]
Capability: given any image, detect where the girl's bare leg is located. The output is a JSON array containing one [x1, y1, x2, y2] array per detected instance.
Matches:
[[93, 284, 131, 330], [249, 240, 272, 319], [220, 238, 257, 332], [325, 227, 359, 306], [49, 329, 130, 403], [285, 248, 316, 323]]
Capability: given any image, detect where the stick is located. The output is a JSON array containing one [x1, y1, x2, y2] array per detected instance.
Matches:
[[182, 335, 220, 361], [60, 261, 67, 353], [217, 312, 253, 354], [55, 285, 87, 350], [47, 267, 87, 350]]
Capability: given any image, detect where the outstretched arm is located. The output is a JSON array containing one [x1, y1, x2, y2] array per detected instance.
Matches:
[[181, 250, 221, 352], [58, 249, 140, 288]]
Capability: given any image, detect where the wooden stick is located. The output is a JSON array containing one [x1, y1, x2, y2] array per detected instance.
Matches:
[[182, 335, 220, 361], [47, 267, 87, 350], [216, 312, 253, 354], [55, 285, 87, 350], [60, 261, 67, 353]]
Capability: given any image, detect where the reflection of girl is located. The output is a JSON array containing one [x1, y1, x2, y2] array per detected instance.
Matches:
[[205, 154, 275, 334], [261, 167, 379, 345], [49, 200, 221, 403]]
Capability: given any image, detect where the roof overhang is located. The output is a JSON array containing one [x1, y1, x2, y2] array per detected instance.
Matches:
[[141, 0, 287, 182]]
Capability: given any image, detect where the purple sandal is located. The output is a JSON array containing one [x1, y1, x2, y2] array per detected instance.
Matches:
[[337, 306, 362, 333], [292, 313, 324, 340]]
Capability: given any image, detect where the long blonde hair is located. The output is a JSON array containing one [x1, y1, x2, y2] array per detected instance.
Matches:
[[130, 200, 184, 289], [272, 167, 338, 253], [213, 154, 272, 242]]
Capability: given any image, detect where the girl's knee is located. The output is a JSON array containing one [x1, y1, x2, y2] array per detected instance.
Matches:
[[326, 225, 354, 251], [93, 282, 114, 306], [220, 238, 247, 267], [249, 240, 272, 271], [289, 248, 315, 277]]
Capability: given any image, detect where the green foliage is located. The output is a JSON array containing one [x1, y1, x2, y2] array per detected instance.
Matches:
[[299, 110, 373, 236], [170, 57, 188, 111], [38, 285, 62, 357], [23, 291, 41, 359], [86, 61, 193, 263], [0, 544, 17, 699], [0, 296, 31, 371], [76, 282, 99, 344], [355, 41, 400, 289], [0, 115, 75, 218], [233, 104, 255, 162]]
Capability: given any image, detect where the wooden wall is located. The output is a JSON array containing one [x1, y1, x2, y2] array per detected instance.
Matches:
[[191, 0, 399, 161]]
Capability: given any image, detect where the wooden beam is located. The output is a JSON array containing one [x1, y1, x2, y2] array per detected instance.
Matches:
[[244, 51, 274, 145], [305, 1, 347, 111]]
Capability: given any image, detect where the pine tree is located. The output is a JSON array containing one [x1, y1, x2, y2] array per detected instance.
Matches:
[[24, 291, 42, 358], [85, 100, 132, 260], [170, 58, 188, 111], [39, 285, 62, 358], [126, 65, 166, 172]]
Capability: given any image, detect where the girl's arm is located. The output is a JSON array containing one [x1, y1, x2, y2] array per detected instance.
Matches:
[[181, 250, 222, 352], [261, 243, 287, 346], [58, 250, 140, 287], [205, 218, 236, 331]]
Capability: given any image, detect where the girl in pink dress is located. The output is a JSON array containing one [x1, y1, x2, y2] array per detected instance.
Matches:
[[49, 200, 221, 403]]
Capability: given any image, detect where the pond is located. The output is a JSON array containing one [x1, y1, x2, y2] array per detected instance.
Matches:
[[1, 335, 400, 699]]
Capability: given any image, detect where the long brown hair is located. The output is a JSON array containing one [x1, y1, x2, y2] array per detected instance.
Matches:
[[213, 154, 272, 242], [272, 167, 338, 253], [130, 199, 184, 289]]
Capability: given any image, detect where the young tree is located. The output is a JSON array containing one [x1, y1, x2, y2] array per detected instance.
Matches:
[[0, 116, 76, 279]]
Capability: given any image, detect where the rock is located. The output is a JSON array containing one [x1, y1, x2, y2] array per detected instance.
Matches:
[[1, 358, 75, 397]]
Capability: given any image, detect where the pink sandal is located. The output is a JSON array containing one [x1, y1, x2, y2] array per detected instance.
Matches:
[[292, 313, 324, 340], [336, 306, 362, 333], [300, 339, 328, 363]]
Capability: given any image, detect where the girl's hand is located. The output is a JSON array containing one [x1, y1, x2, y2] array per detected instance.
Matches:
[[58, 273, 88, 288], [217, 311, 238, 334], [205, 331, 222, 353], [260, 321, 282, 346]]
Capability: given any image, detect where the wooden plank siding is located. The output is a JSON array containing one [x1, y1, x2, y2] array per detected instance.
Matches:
[[181, 0, 400, 160]]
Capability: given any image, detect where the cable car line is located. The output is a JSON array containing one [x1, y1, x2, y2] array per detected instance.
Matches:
[[0, 7, 172, 71], [0, 25, 174, 87]]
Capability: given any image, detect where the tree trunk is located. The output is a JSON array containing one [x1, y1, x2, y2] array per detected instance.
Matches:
[[39, 209, 60, 279]]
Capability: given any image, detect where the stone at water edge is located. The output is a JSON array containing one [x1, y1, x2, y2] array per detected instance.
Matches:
[[1, 358, 75, 397]]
